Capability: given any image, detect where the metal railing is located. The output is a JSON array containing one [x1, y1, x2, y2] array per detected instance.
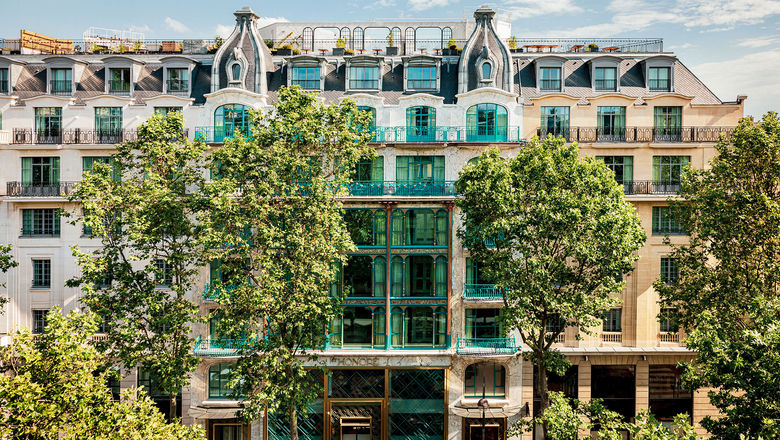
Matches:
[[344, 180, 456, 197], [11, 128, 186, 145], [166, 79, 189, 95], [594, 79, 617, 91], [203, 283, 241, 302], [49, 79, 72, 96], [538, 126, 735, 143], [194, 127, 251, 143], [108, 80, 131, 95], [463, 284, 502, 301], [621, 181, 681, 195], [456, 336, 517, 355], [192, 336, 250, 356], [7, 181, 77, 197], [539, 79, 561, 91]]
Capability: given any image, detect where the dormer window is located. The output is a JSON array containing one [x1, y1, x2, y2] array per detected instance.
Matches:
[[108, 68, 131, 96], [291, 66, 321, 90], [481, 63, 491, 80], [50, 68, 72, 96], [166, 68, 189, 95], [232, 64, 241, 81], [0, 68, 8, 94], [349, 66, 380, 90], [539, 67, 561, 91], [649, 67, 671, 92], [407, 66, 436, 90], [594, 67, 617, 91]]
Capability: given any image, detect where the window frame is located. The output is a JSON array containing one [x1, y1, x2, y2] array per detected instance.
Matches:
[[602, 308, 622, 333], [32, 259, 52, 288]]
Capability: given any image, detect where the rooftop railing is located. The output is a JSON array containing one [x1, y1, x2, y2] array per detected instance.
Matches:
[[538, 126, 735, 143], [456, 335, 517, 356]]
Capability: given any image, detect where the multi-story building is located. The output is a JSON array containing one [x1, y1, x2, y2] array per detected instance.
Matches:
[[0, 6, 745, 440]]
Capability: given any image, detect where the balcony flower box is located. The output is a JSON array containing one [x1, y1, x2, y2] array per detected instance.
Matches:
[[332, 47, 345, 56], [276, 48, 292, 56], [385, 46, 398, 56]]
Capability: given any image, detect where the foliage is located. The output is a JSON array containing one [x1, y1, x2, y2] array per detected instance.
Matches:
[[282, 43, 293, 50], [630, 411, 700, 440], [0, 308, 204, 440], [118, 44, 128, 54], [386, 31, 395, 47], [657, 112, 780, 440], [132, 41, 143, 52], [66, 111, 207, 421], [508, 36, 518, 49], [456, 137, 645, 437], [215, 36, 225, 49], [0, 244, 18, 314], [336, 37, 346, 48], [447, 38, 457, 49], [344, 49, 354, 55], [587, 43, 599, 52], [198, 86, 374, 440]]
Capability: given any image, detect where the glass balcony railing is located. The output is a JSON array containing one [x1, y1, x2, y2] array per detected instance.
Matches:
[[463, 284, 502, 301], [455, 336, 517, 356], [194, 126, 251, 143], [192, 335, 250, 356]]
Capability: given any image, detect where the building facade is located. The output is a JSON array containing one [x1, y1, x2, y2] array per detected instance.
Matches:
[[0, 6, 745, 440]]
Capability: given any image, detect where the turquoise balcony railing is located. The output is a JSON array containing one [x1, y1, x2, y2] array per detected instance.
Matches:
[[203, 283, 241, 301], [192, 335, 250, 356], [463, 284, 502, 301], [456, 336, 517, 356], [194, 126, 251, 143], [372, 126, 525, 143], [344, 180, 456, 197]]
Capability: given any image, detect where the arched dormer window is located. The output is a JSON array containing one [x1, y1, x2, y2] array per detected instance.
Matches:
[[481, 62, 492, 80], [232, 64, 241, 81]]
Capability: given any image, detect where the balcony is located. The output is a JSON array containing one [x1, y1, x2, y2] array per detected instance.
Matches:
[[10, 128, 168, 145], [462, 284, 502, 301], [194, 127, 250, 143], [621, 181, 681, 195], [0, 130, 10, 145], [108, 80, 131, 96], [538, 126, 735, 143], [600, 332, 622, 344], [203, 283, 240, 302], [659, 332, 679, 344], [7, 181, 77, 197], [49, 80, 72, 96], [344, 180, 455, 197], [455, 336, 517, 356], [193, 336, 250, 356]]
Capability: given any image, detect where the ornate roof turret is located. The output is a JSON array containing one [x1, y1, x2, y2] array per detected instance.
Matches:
[[211, 6, 274, 95], [457, 5, 513, 94]]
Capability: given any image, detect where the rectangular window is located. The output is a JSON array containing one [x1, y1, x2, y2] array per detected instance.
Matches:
[[291, 66, 321, 90], [34, 108, 62, 142], [22, 209, 60, 237], [156, 260, 173, 287], [166, 68, 188, 94], [351, 156, 384, 182], [21, 157, 60, 187], [653, 156, 690, 190], [395, 156, 445, 182], [32, 259, 51, 288], [108, 68, 131, 95], [349, 66, 380, 90], [660, 257, 679, 285], [344, 209, 386, 247], [539, 67, 561, 91], [465, 308, 502, 339], [33, 309, 49, 334], [653, 106, 682, 141], [545, 314, 565, 334], [596, 106, 626, 141], [154, 106, 183, 116], [652, 206, 685, 235], [659, 308, 679, 333], [208, 363, 234, 399], [83, 156, 120, 181], [95, 107, 123, 144], [602, 308, 622, 332], [49, 68, 72, 95], [406, 106, 436, 141], [596, 156, 633, 186], [540, 106, 569, 140], [407, 66, 437, 90], [594, 67, 617, 91], [0, 68, 8, 93], [648, 67, 671, 91]]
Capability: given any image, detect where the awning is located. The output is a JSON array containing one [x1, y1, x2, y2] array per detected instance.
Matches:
[[189, 406, 242, 419], [450, 403, 527, 418]]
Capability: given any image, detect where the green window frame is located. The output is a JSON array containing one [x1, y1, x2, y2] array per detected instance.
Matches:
[[395, 156, 445, 183], [653, 106, 682, 138], [602, 308, 622, 332], [405, 106, 436, 141], [594, 67, 617, 91], [22, 157, 60, 186], [22, 209, 60, 237], [333, 255, 386, 298], [596, 106, 626, 141], [291, 66, 321, 90], [652, 156, 690, 185], [466, 103, 508, 141], [32, 259, 51, 288], [389, 254, 447, 298], [659, 307, 679, 333], [155, 260, 173, 287], [390, 306, 446, 347], [329, 306, 386, 349], [596, 156, 633, 186], [32, 309, 49, 334], [652, 206, 685, 235], [407, 66, 436, 90], [540, 106, 570, 140], [95, 107, 123, 142], [648, 67, 671, 91], [466, 257, 490, 285], [34, 107, 62, 139], [108, 68, 131, 94], [349, 66, 380, 90], [660, 257, 679, 285], [357, 106, 376, 131], [390, 209, 448, 247], [390, 256, 404, 297], [0, 68, 8, 94], [49, 68, 72, 95], [539, 67, 561, 91], [345, 209, 386, 247], [465, 308, 503, 339], [464, 362, 506, 398], [352, 156, 384, 182], [209, 363, 235, 399], [166, 68, 188, 93], [373, 306, 386, 348], [154, 107, 182, 116], [214, 104, 250, 142], [83, 156, 120, 181]]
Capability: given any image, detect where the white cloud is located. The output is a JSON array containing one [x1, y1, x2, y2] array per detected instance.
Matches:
[[680, 0, 780, 29], [164, 17, 190, 33], [737, 36, 780, 47], [256, 16, 289, 29], [215, 24, 233, 39], [505, 0, 583, 19], [408, 0, 452, 12], [128, 24, 152, 35], [667, 42, 694, 50], [690, 49, 780, 118], [365, 0, 396, 7]]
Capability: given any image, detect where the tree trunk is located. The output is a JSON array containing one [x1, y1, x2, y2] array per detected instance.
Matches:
[[535, 350, 549, 440], [169, 391, 178, 422], [289, 406, 298, 440]]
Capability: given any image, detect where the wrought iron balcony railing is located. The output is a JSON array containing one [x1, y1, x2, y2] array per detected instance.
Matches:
[[166, 79, 189, 95], [203, 283, 241, 302], [539, 79, 561, 91], [6, 181, 77, 197], [108, 80, 131, 95], [538, 126, 735, 143], [620, 180, 682, 195], [344, 180, 456, 197], [49, 79, 72, 96], [192, 336, 250, 356], [11, 128, 185, 145], [456, 336, 517, 356], [462, 284, 502, 301]]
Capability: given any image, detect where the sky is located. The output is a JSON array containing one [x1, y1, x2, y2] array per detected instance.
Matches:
[[2, 0, 779, 117]]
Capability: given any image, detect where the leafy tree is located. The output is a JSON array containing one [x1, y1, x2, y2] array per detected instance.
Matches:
[[0, 244, 18, 314], [0, 308, 205, 440], [66, 112, 207, 421], [456, 138, 646, 438], [199, 86, 374, 440], [657, 112, 780, 439]]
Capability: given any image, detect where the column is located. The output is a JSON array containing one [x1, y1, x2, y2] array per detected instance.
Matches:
[[635, 360, 649, 417]]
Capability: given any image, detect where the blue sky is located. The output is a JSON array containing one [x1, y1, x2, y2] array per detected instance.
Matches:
[[2, 0, 779, 117]]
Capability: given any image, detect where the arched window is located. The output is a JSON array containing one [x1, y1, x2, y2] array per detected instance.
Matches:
[[464, 362, 506, 397], [353, 27, 364, 51], [406, 106, 436, 141], [392, 27, 402, 49], [340, 27, 351, 48], [466, 103, 508, 142], [214, 104, 250, 142], [481, 62, 492, 80], [231, 63, 241, 81], [442, 27, 452, 48], [303, 27, 314, 51], [209, 363, 234, 399], [373, 256, 386, 297], [405, 27, 415, 54]]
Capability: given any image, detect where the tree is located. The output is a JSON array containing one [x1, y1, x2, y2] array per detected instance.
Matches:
[[0, 307, 205, 440], [0, 244, 18, 314], [456, 138, 646, 438], [67, 112, 207, 421], [199, 86, 374, 440], [657, 112, 780, 439]]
